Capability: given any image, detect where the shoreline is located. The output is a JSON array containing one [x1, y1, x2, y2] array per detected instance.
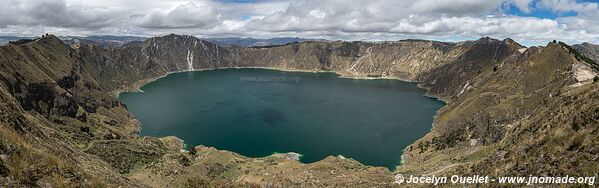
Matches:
[[113, 66, 448, 172], [113, 66, 421, 96]]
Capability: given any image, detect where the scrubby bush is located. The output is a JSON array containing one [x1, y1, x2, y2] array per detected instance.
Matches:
[[9, 38, 36, 45], [189, 146, 197, 156]]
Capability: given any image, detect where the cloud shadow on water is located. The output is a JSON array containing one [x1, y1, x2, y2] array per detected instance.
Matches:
[[232, 108, 288, 127], [260, 108, 288, 127]]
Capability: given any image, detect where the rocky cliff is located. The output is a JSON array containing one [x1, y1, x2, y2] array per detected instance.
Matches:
[[0, 34, 597, 187]]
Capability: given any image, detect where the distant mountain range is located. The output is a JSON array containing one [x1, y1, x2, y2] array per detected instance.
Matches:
[[1, 35, 312, 48], [204, 37, 312, 47], [0, 36, 36, 45], [59, 36, 147, 48]]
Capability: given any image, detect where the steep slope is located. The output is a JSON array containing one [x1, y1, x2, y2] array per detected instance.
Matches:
[[417, 38, 524, 100], [0, 36, 144, 186], [574, 42, 599, 62], [231, 40, 463, 81], [401, 42, 598, 177], [75, 34, 235, 93], [72, 34, 506, 91], [0, 34, 597, 187]]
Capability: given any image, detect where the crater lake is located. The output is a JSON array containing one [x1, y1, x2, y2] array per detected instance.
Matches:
[[119, 68, 445, 169]]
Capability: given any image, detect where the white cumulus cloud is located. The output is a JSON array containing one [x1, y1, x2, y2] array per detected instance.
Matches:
[[0, 0, 597, 45]]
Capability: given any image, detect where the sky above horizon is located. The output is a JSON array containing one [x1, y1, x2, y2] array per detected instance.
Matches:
[[0, 0, 598, 46]]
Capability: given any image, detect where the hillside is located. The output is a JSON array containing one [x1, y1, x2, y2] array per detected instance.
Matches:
[[574, 42, 599, 62], [0, 35, 597, 187]]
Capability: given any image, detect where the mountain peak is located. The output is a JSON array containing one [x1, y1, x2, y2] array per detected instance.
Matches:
[[502, 37, 525, 48], [546, 40, 560, 47], [479, 36, 496, 40], [580, 42, 597, 47], [34, 34, 70, 48], [156, 34, 198, 41], [474, 36, 501, 44], [39, 34, 61, 42], [502, 37, 515, 44]]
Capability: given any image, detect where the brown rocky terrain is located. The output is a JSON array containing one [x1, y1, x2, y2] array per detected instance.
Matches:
[[0, 34, 597, 187], [574, 42, 599, 62]]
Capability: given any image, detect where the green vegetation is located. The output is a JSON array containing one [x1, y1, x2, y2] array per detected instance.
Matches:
[[459, 144, 499, 162], [83, 139, 167, 174], [189, 146, 197, 156]]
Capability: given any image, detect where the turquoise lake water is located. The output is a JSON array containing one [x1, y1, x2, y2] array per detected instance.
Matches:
[[119, 68, 444, 169]]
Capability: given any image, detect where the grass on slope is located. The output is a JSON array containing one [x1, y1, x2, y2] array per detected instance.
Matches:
[[0, 124, 105, 187]]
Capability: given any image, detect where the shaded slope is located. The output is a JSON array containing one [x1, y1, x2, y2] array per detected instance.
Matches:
[[574, 42, 599, 63], [401, 42, 598, 178], [0, 36, 152, 187]]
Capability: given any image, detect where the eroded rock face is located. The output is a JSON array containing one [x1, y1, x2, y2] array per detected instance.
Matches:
[[0, 35, 597, 187], [231, 40, 464, 80]]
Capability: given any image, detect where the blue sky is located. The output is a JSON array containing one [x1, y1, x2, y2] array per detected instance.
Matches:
[[0, 0, 598, 46], [506, 4, 578, 18]]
